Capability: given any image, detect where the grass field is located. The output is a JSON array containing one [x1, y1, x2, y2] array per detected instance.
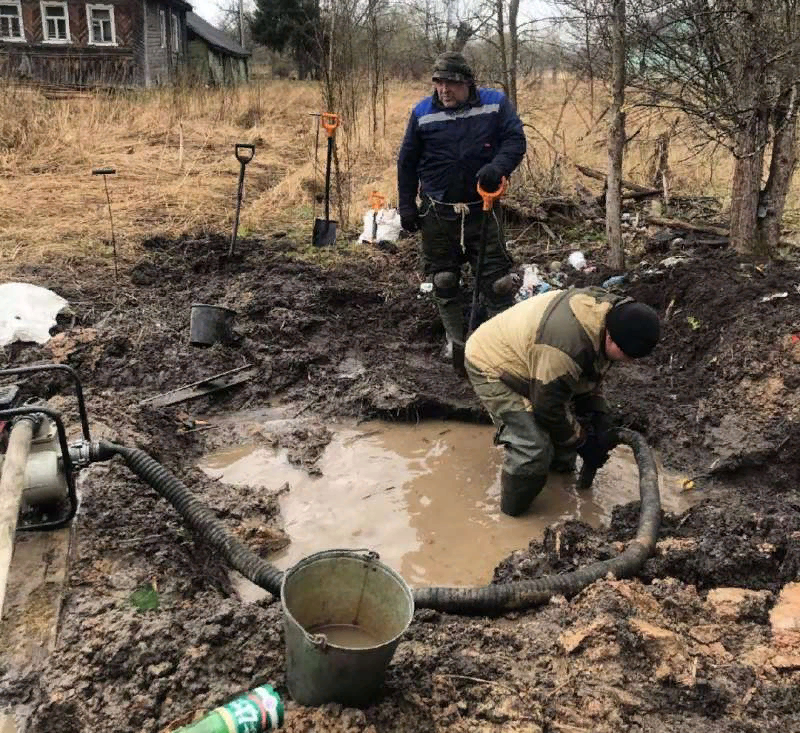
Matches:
[[1, 74, 794, 271]]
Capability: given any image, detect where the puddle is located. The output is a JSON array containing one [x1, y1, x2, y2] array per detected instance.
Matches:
[[199, 420, 697, 593]]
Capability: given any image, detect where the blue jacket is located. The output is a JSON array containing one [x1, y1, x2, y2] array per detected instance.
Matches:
[[397, 87, 526, 219]]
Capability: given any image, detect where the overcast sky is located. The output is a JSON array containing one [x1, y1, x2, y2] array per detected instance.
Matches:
[[188, 0, 557, 29]]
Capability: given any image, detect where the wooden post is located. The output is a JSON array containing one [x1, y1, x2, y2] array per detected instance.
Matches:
[[0, 418, 35, 620]]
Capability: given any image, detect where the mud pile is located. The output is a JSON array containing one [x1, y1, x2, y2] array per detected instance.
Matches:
[[0, 230, 798, 732]]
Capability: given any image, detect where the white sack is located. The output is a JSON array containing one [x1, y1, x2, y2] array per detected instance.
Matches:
[[0, 282, 68, 346]]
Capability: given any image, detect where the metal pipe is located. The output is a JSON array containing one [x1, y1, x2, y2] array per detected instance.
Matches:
[[0, 416, 38, 620]]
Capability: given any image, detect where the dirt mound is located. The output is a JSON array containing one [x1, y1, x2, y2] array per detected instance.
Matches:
[[1, 231, 799, 732]]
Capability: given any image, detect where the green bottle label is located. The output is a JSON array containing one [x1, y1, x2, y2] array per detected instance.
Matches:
[[212, 684, 284, 732]]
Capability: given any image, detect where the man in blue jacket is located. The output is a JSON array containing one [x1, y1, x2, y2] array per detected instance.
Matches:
[[397, 51, 526, 375]]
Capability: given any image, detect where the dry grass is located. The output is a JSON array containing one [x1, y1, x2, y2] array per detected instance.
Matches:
[[1, 75, 797, 271]]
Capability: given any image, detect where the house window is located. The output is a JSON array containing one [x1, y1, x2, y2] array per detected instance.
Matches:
[[41, 1, 70, 42], [171, 11, 178, 53], [159, 8, 165, 48], [86, 4, 115, 45], [0, 1, 24, 41]]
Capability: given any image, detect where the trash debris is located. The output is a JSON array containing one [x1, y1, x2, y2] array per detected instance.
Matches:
[[602, 274, 627, 289], [138, 365, 257, 408], [516, 264, 541, 301], [419, 282, 433, 294], [0, 282, 68, 346], [359, 207, 402, 245], [660, 256, 691, 268], [567, 251, 587, 270], [760, 292, 788, 303]]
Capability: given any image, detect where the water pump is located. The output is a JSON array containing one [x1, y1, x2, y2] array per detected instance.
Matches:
[[0, 364, 91, 531]]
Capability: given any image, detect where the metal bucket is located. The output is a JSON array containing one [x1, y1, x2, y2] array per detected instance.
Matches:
[[189, 304, 236, 347], [281, 549, 414, 707]]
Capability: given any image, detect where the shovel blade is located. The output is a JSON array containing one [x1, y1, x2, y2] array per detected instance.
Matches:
[[312, 218, 337, 247]]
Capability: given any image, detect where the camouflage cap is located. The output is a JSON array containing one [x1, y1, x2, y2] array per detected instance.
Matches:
[[431, 52, 474, 83]]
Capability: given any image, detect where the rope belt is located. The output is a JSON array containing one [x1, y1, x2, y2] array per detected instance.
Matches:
[[425, 196, 481, 251]]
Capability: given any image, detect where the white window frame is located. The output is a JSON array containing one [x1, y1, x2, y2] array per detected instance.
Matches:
[[170, 11, 178, 53], [86, 4, 116, 46], [158, 8, 165, 49], [40, 0, 70, 43], [0, 0, 25, 42]]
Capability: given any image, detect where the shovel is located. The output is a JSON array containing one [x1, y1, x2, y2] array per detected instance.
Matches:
[[368, 190, 386, 242], [312, 113, 340, 247], [229, 143, 255, 257], [467, 177, 508, 335]]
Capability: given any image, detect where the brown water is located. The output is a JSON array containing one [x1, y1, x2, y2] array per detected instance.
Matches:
[[199, 418, 697, 594], [306, 623, 381, 648]]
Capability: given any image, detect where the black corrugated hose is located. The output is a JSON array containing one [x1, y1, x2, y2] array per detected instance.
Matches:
[[412, 428, 661, 613], [97, 440, 284, 596], [97, 427, 659, 615]]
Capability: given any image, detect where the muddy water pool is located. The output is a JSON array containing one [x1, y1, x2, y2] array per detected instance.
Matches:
[[199, 418, 696, 595]]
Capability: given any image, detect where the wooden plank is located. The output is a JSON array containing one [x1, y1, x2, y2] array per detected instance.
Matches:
[[138, 365, 257, 408], [0, 527, 73, 667]]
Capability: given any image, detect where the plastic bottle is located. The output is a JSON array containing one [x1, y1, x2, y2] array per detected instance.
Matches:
[[174, 684, 284, 732]]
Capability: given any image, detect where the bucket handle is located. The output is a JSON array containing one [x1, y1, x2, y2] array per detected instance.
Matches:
[[303, 548, 381, 648]]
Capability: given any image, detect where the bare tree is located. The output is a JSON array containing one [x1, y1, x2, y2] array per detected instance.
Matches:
[[626, 0, 800, 254], [606, 0, 625, 268]]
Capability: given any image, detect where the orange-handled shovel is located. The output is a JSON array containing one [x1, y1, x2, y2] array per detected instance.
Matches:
[[467, 177, 508, 335], [312, 113, 340, 247]]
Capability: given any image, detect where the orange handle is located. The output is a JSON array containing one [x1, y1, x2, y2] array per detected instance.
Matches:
[[477, 177, 507, 211], [321, 113, 339, 138], [369, 190, 386, 211]]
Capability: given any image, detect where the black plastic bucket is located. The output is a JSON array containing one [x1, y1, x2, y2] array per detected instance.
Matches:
[[189, 304, 236, 347]]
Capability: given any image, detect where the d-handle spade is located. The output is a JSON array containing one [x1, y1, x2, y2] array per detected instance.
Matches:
[[369, 190, 386, 243], [467, 177, 508, 335], [312, 113, 340, 247], [229, 143, 255, 257], [92, 167, 118, 281]]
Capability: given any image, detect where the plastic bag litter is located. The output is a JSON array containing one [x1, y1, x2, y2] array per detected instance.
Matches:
[[360, 208, 402, 244], [516, 264, 542, 301], [0, 282, 68, 346], [567, 251, 587, 270]]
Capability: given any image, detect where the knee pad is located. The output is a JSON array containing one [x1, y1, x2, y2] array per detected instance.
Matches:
[[490, 272, 517, 297], [433, 270, 460, 299]]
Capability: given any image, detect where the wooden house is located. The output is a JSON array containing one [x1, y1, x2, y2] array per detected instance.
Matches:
[[186, 11, 248, 85], [0, 0, 194, 86]]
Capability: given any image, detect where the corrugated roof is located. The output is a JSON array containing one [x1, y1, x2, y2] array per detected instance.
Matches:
[[186, 12, 250, 58]]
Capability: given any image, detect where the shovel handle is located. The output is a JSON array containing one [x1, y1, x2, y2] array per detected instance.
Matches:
[[477, 177, 507, 211], [369, 190, 386, 211], [321, 113, 340, 138], [92, 168, 116, 175], [235, 143, 255, 165]]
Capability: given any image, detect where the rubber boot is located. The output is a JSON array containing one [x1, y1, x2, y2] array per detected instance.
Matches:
[[437, 299, 465, 347], [500, 471, 547, 517], [451, 341, 467, 378], [551, 451, 577, 474]]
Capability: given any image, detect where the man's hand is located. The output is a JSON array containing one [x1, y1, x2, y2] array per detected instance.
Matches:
[[576, 416, 617, 470], [401, 213, 421, 233], [477, 163, 503, 192]]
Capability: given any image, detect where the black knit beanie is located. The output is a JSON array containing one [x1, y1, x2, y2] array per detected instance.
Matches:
[[606, 301, 660, 358], [431, 52, 474, 83]]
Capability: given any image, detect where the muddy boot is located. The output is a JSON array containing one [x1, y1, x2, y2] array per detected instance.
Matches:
[[451, 341, 467, 377], [551, 451, 577, 474], [500, 471, 547, 517]]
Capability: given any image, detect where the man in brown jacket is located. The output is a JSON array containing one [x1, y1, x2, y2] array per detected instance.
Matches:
[[464, 286, 660, 516]]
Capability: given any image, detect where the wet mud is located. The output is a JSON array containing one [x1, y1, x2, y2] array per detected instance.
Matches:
[[0, 229, 799, 732]]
